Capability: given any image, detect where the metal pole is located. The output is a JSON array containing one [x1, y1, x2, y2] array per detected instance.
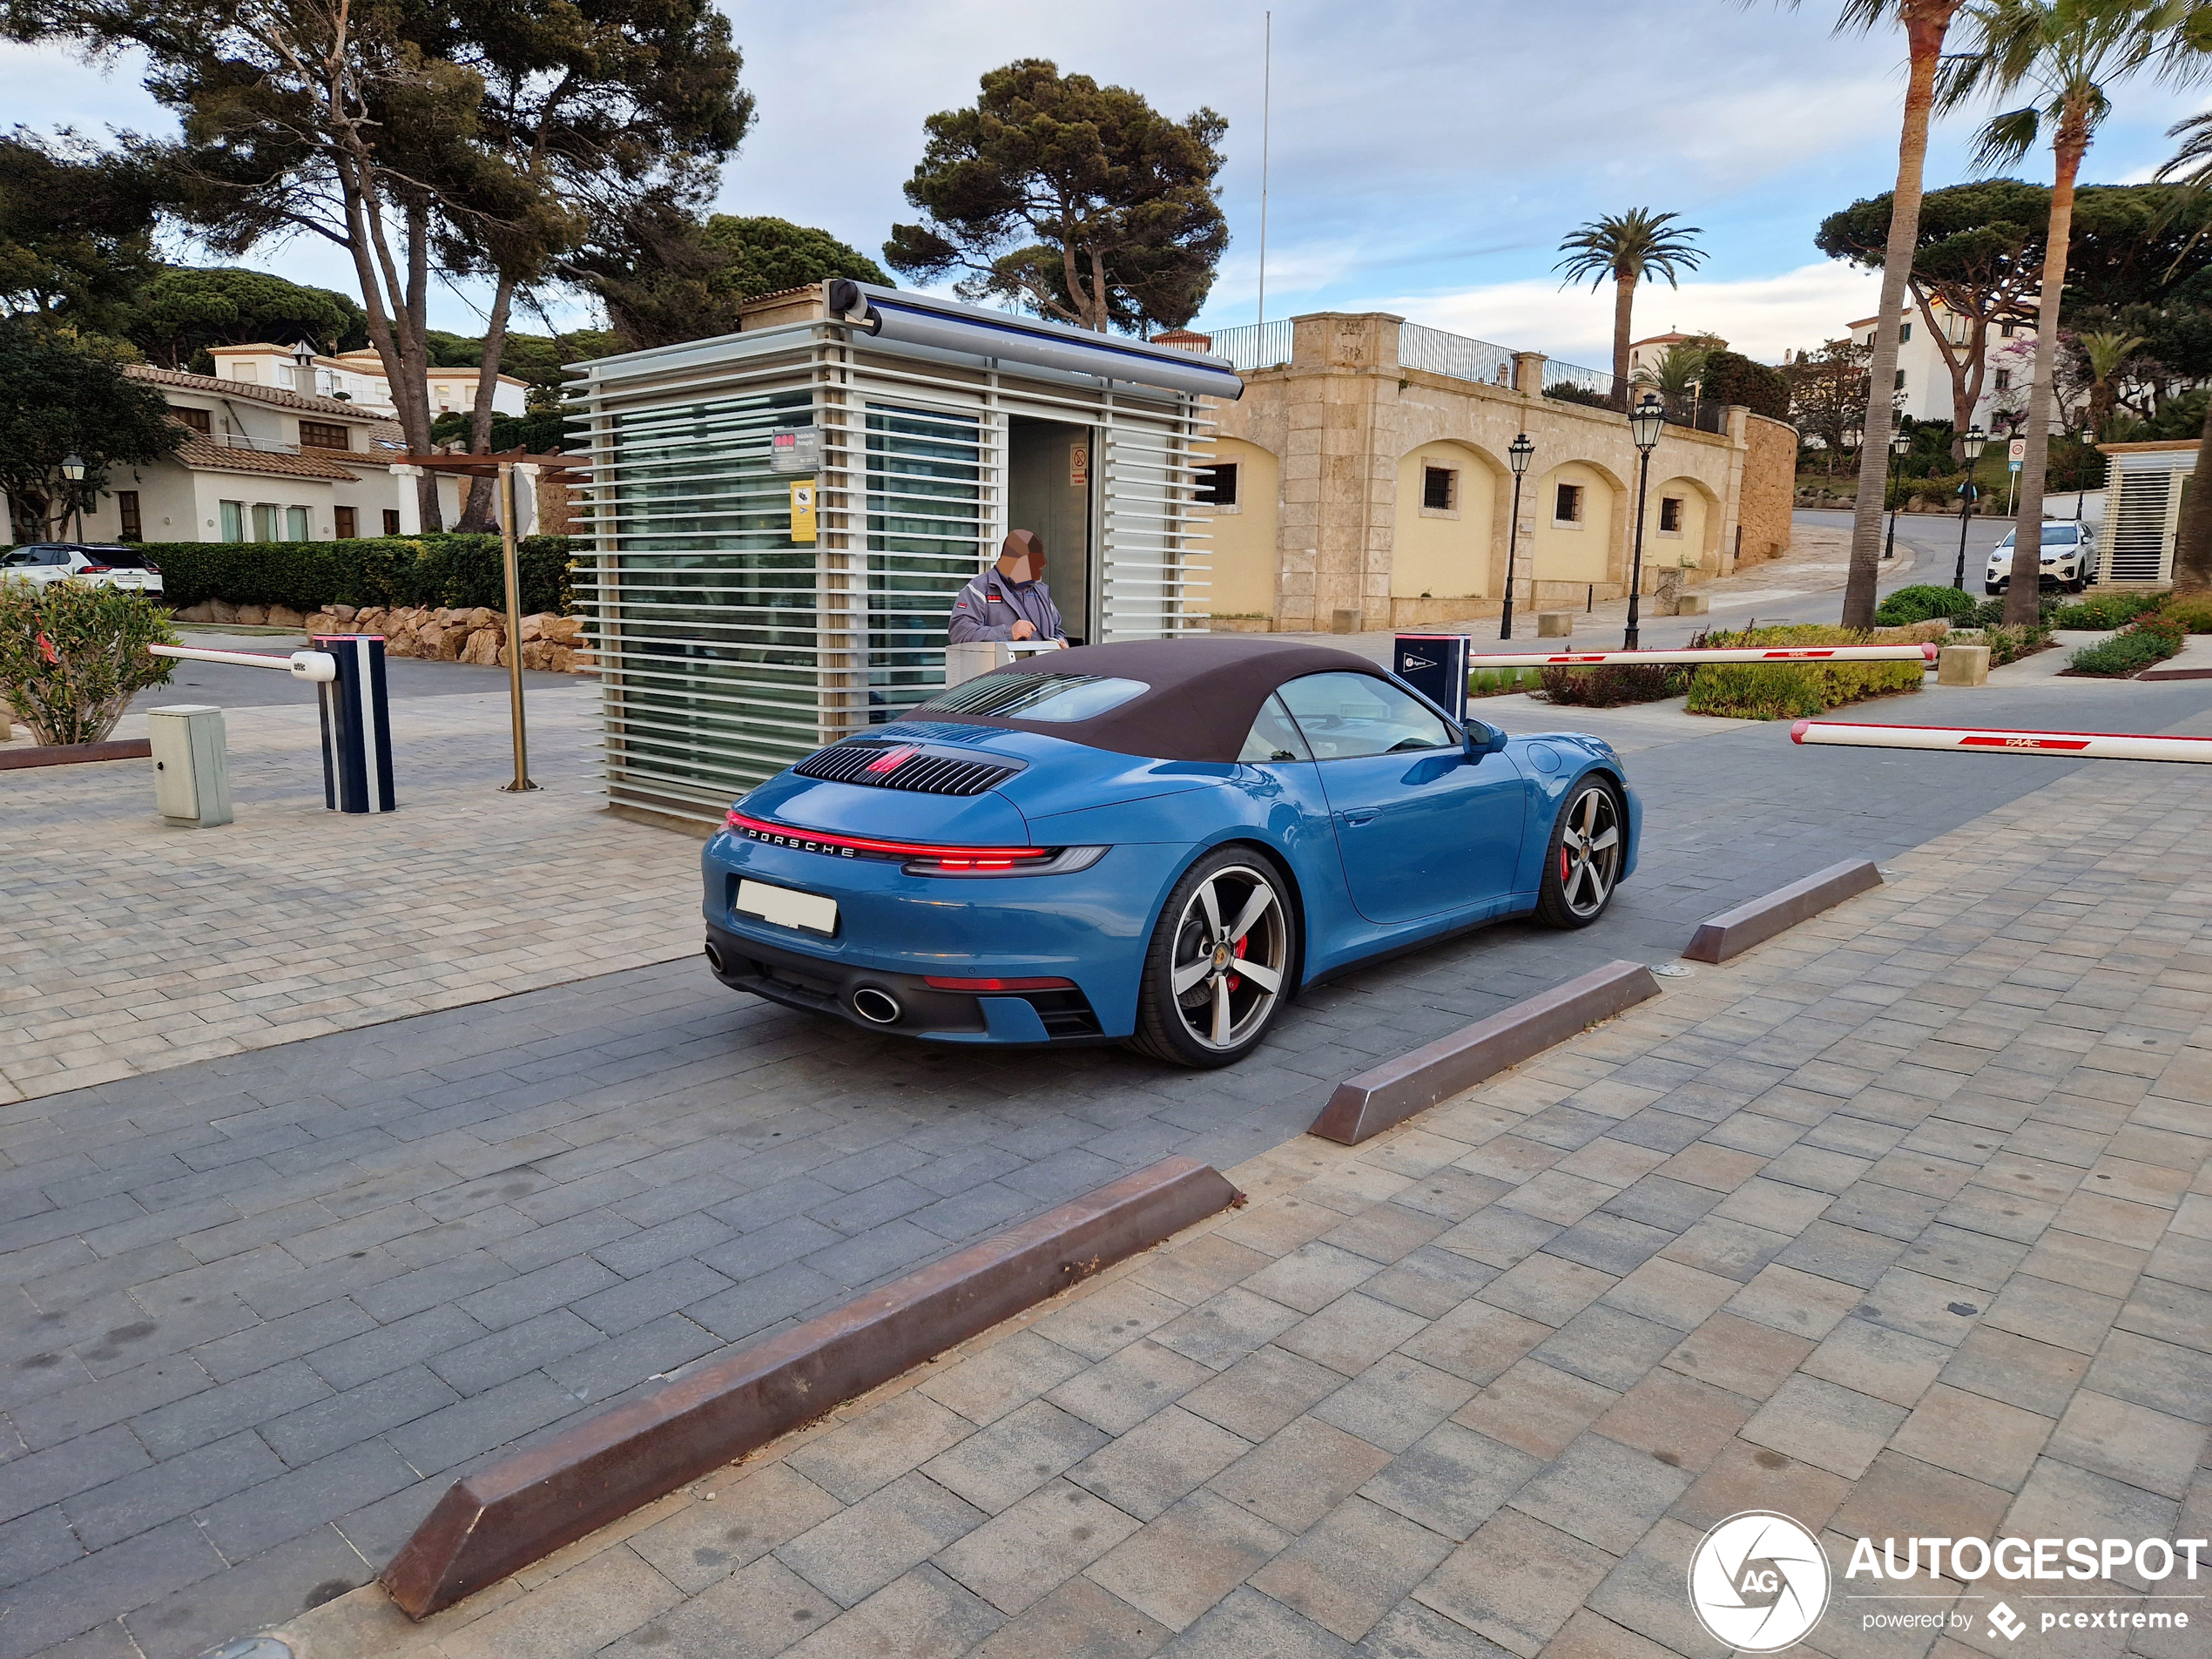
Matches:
[[498, 462, 538, 793], [1501, 471, 1524, 640], [1256, 10, 1271, 329], [1952, 479, 1976, 592], [1883, 444, 1898, 560], [1624, 447, 1651, 651]]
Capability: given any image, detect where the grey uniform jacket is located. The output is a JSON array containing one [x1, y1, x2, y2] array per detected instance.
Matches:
[[947, 567, 1064, 644]]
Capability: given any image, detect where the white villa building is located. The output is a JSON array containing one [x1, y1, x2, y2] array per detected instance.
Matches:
[[1846, 297, 2034, 426], [203, 342, 528, 420], [20, 365, 489, 546], [3, 341, 553, 545]]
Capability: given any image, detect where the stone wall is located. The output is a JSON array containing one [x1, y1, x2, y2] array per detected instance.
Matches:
[[166, 598, 594, 673], [1199, 313, 1798, 633], [1737, 413, 1797, 565]]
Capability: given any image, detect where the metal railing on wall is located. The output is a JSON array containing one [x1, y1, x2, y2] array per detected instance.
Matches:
[[1542, 361, 1616, 403], [1203, 320, 1295, 372], [1397, 322, 1515, 388]]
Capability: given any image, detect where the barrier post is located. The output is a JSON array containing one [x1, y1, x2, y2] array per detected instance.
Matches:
[[314, 634, 396, 813]]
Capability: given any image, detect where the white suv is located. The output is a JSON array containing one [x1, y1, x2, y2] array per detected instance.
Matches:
[[1985, 523, 2096, 594], [0, 543, 165, 596]]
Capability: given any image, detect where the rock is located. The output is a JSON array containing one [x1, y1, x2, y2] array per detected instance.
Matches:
[[520, 638, 556, 671], [331, 604, 358, 621], [520, 613, 545, 643], [542, 615, 584, 645], [208, 599, 239, 624], [461, 628, 502, 665], [437, 625, 467, 662], [548, 644, 577, 673], [236, 604, 269, 626], [266, 604, 305, 630], [466, 606, 496, 633], [171, 600, 217, 622]]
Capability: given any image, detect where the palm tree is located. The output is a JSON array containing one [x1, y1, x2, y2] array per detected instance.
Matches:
[[2077, 327, 2147, 434], [1554, 210, 1706, 409], [1791, 0, 1969, 628], [1941, 0, 2175, 624]]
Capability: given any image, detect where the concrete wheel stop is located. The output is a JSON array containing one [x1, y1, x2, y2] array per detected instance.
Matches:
[[1683, 857, 1883, 964], [379, 1155, 1242, 1618], [1310, 960, 1662, 1146]]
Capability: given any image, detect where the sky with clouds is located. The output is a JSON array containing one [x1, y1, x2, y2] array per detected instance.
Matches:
[[5, 0, 2209, 365]]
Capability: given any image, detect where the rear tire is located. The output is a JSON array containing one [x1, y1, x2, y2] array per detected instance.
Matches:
[[1127, 848, 1295, 1069], [1534, 779, 1623, 930]]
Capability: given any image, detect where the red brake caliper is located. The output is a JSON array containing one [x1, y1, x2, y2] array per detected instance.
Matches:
[[1228, 934, 1248, 991], [1561, 846, 1572, 883]]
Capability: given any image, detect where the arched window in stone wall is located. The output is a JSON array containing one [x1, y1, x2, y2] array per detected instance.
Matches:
[[1649, 475, 1723, 577], [1530, 461, 1621, 587], [1391, 441, 1498, 610], [1192, 436, 1280, 622]]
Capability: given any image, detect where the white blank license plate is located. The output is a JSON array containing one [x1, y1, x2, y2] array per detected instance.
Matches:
[[737, 879, 838, 936]]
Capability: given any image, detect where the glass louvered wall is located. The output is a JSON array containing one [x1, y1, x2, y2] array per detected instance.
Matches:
[[569, 321, 1210, 827], [582, 388, 824, 820], [866, 404, 982, 723]]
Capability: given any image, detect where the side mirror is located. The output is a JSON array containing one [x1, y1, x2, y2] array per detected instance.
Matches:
[[1462, 720, 1508, 759]]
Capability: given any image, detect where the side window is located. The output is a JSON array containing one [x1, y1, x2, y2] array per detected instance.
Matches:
[[1197, 462, 1238, 507], [1554, 482, 1582, 524], [1238, 693, 1312, 764], [1658, 497, 1683, 533], [1278, 672, 1454, 760]]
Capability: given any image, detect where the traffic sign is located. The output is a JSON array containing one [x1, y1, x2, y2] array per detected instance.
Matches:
[[2009, 438, 2027, 462]]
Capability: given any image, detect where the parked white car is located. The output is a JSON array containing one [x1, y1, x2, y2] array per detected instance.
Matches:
[[0, 543, 165, 596], [1985, 523, 2096, 595]]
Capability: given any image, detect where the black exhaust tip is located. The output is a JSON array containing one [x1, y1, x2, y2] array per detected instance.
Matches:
[[703, 941, 726, 975]]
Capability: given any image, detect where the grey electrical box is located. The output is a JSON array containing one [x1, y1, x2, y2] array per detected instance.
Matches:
[[147, 705, 233, 827]]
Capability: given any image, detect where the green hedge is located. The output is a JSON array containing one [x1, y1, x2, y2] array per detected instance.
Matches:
[[1684, 624, 1925, 719], [142, 534, 574, 617]]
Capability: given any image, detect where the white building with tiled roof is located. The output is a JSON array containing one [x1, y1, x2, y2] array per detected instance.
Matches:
[[203, 342, 528, 420], [44, 366, 474, 545]]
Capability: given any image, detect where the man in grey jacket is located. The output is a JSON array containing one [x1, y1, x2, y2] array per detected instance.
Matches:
[[948, 529, 1067, 646]]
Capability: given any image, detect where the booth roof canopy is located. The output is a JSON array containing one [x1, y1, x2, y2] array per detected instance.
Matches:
[[913, 636, 1396, 763]]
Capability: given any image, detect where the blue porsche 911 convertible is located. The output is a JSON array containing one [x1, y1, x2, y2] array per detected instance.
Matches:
[[701, 637, 1640, 1068]]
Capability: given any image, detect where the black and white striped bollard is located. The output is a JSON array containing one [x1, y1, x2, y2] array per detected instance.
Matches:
[[313, 634, 396, 813]]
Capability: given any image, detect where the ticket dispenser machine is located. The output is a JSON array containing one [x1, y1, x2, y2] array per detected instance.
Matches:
[[1393, 634, 1469, 724]]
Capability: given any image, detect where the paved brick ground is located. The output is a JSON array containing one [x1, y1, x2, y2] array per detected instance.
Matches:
[[0, 683, 699, 1103], [5, 671, 2211, 1657], [266, 746, 2212, 1659]]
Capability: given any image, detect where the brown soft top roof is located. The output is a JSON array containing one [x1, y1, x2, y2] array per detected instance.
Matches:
[[912, 636, 1399, 762]]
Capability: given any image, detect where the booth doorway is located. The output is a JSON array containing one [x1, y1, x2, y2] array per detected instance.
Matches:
[[1007, 415, 1098, 644]]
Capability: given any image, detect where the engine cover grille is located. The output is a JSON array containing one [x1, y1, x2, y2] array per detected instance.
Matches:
[[792, 739, 1020, 798]]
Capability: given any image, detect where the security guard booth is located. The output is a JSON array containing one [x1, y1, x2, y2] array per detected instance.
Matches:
[[566, 280, 1240, 829]]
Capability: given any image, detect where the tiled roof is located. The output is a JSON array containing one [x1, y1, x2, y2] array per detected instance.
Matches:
[[126, 362, 399, 424], [172, 435, 362, 482]]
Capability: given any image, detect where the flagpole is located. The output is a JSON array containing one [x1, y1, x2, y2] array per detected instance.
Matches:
[[1258, 10, 1271, 328]]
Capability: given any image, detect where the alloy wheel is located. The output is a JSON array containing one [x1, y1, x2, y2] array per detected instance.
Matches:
[[1168, 865, 1289, 1052], [1558, 785, 1622, 920]]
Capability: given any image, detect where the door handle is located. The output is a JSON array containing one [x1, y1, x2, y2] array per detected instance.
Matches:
[[1342, 810, 1379, 826]]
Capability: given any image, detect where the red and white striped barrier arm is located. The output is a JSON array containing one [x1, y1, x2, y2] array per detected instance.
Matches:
[[1791, 720, 2212, 763], [1474, 644, 1937, 670]]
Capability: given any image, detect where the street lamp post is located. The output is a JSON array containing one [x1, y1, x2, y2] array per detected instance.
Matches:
[[1500, 433, 1534, 639], [59, 451, 85, 542], [1623, 393, 1666, 650], [1885, 428, 1912, 560], [1952, 423, 1988, 591]]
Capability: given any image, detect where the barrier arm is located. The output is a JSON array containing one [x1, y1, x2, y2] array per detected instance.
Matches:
[[1792, 720, 2212, 763], [1474, 644, 1937, 670], [151, 644, 336, 683]]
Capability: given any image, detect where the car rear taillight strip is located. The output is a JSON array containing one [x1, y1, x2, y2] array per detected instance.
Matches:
[[724, 809, 1050, 865]]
